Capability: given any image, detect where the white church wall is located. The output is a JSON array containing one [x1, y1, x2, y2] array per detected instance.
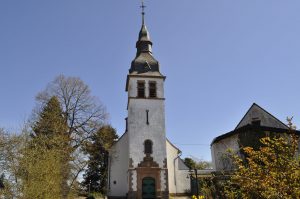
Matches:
[[211, 134, 239, 171], [108, 133, 129, 197], [128, 98, 166, 167], [127, 77, 166, 167], [167, 140, 190, 195], [127, 76, 164, 99], [127, 76, 168, 192], [167, 140, 177, 194], [175, 169, 190, 194]]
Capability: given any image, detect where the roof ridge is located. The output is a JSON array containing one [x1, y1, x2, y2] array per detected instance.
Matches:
[[235, 103, 288, 129]]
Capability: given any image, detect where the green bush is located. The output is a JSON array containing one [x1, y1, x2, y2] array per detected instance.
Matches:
[[86, 194, 95, 199]]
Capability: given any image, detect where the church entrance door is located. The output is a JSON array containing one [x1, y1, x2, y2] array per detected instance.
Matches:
[[142, 177, 155, 199]]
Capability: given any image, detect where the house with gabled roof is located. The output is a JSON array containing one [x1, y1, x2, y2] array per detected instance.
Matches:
[[211, 103, 300, 171]]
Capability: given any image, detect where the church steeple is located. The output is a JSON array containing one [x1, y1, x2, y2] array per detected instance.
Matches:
[[136, 1, 152, 54], [136, 20, 152, 54], [129, 1, 160, 74]]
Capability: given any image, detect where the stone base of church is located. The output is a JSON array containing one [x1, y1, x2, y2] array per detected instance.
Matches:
[[107, 196, 127, 199], [169, 193, 190, 197], [126, 191, 169, 199], [161, 191, 169, 199], [127, 191, 137, 199]]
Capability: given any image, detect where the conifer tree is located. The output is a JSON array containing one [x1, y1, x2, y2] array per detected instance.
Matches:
[[36, 75, 108, 191], [22, 96, 72, 199], [33, 96, 67, 139], [21, 136, 65, 199], [82, 125, 118, 194]]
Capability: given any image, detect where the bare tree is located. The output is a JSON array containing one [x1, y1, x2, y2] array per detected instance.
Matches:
[[36, 75, 107, 146], [34, 75, 108, 195]]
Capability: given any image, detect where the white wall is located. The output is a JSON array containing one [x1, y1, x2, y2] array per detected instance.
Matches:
[[211, 134, 239, 171], [127, 76, 164, 99], [108, 133, 129, 197], [128, 98, 166, 167], [167, 140, 190, 195], [127, 76, 168, 191], [175, 169, 190, 194]]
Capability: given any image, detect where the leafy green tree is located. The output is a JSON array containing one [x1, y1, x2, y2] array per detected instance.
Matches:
[[225, 133, 300, 199], [184, 157, 197, 169], [184, 157, 212, 170], [33, 96, 68, 139], [22, 96, 72, 199], [184, 157, 213, 198], [35, 75, 108, 191], [21, 135, 67, 199], [82, 125, 118, 194]]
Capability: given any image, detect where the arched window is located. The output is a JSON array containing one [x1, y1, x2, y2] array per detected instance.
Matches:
[[144, 140, 153, 154]]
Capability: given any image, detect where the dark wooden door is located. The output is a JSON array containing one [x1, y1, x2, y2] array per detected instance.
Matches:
[[142, 177, 155, 199]]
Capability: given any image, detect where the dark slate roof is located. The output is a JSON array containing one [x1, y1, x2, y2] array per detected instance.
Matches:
[[129, 22, 160, 74], [211, 124, 300, 145], [130, 51, 160, 74], [138, 24, 151, 42]]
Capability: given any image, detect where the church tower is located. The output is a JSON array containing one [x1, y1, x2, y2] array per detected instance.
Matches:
[[126, 4, 169, 199], [108, 3, 192, 199]]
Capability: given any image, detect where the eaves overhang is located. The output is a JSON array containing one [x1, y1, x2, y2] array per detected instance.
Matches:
[[211, 124, 300, 146]]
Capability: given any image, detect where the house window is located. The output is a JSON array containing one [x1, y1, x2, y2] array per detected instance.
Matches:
[[149, 81, 157, 98], [252, 119, 261, 126], [137, 81, 145, 98], [144, 140, 153, 154]]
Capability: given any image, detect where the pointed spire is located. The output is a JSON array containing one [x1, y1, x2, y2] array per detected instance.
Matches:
[[137, 0, 152, 54], [129, 1, 160, 74]]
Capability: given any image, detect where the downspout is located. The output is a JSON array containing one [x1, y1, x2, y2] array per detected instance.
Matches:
[[174, 151, 182, 196], [107, 154, 111, 192]]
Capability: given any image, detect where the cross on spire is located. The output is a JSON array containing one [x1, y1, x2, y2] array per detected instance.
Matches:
[[141, 0, 146, 14], [140, 0, 146, 24]]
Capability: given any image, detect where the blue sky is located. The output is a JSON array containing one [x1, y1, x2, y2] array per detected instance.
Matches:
[[1, 0, 300, 161]]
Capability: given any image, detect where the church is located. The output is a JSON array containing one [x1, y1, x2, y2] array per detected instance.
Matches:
[[106, 3, 300, 199], [107, 5, 190, 199]]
